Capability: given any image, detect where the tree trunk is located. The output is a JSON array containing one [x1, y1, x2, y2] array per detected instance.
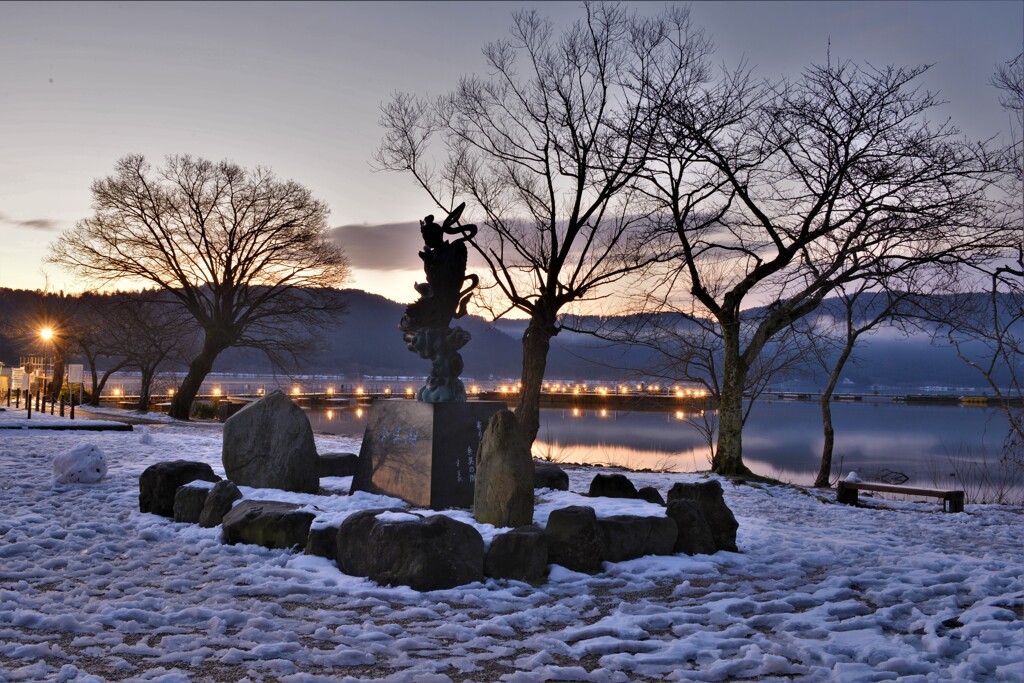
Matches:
[[88, 362, 99, 405], [515, 316, 555, 446], [137, 366, 155, 413], [814, 340, 855, 487], [712, 322, 753, 476], [91, 361, 128, 406], [169, 336, 228, 420], [49, 352, 65, 401]]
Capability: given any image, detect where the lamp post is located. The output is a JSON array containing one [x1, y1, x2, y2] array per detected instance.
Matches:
[[39, 326, 65, 415]]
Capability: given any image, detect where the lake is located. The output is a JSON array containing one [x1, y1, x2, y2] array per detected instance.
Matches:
[[305, 400, 1021, 501]]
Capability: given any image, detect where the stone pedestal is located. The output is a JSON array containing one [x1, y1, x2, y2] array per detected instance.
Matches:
[[351, 399, 505, 509]]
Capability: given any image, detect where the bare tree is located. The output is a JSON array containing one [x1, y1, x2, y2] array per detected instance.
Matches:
[[376, 2, 711, 443], [910, 51, 1024, 466], [49, 154, 351, 419], [913, 258, 1023, 464], [70, 293, 130, 405], [597, 295, 808, 462], [102, 290, 196, 412], [992, 51, 1023, 183], [797, 280, 922, 487], [642, 57, 1002, 475]]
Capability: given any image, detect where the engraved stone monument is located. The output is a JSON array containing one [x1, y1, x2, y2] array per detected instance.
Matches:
[[351, 203, 503, 509]]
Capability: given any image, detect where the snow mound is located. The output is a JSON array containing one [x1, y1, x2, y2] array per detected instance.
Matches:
[[845, 471, 862, 482], [138, 426, 154, 445], [375, 511, 421, 524], [52, 443, 108, 484]]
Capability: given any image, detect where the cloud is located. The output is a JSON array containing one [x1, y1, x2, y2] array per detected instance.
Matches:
[[331, 222, 424, 271], [0, 212, 62, 232]]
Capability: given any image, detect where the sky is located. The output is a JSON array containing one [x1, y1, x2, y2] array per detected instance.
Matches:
[[1, 0, 1021, 305]]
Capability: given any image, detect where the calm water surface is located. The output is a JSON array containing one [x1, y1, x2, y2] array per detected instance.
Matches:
[[306, 401, 1017, 493]]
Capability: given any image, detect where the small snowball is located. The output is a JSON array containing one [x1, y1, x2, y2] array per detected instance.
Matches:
[[845, 471, 861, 483], [52, 443, 108, 484]]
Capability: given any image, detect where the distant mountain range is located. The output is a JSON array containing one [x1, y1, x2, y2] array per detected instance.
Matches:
[[1, 287, 1019, 391]]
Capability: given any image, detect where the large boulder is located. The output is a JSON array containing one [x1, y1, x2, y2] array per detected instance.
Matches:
[[588, 473, 637, 499], [199, 480, 242, 528], [221, 500, 315, 550], [139, 460, 220, 517], [666, 480, 739, 552], [336, 508, 407, 578], [474, 410, 534, 528], [173, 484, 211, 524], [665, 499, 717, 555], [336, 510, 485, 591], [544, 506, 605, 575], [533, 461, 569, 491], [222, 390, 319, 493], [485, 526, 548, 583], [318, 453, 359, 478], [598, 515, 677, 563]]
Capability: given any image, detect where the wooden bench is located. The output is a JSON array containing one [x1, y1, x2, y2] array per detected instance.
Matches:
[[836, 481, 965, 513]]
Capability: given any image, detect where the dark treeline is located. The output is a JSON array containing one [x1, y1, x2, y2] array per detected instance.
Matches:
[[1, 286, 1017, 389]]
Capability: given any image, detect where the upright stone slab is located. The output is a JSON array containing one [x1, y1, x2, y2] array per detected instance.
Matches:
[[351, 399, 504, 510], [222, 390, 319, 494], [473, 410, 534, 528]]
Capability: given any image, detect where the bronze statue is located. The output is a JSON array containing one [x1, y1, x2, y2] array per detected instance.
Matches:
[[400, 203, 479, 402]]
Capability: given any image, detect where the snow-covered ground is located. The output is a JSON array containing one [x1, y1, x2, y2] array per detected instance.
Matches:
[[0, 407, 1021, 682]]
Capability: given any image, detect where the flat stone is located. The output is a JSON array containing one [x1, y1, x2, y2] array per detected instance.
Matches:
[[221, 500, 315, 550], [139, 460, 220, 517], [351, 399, 504, 509]]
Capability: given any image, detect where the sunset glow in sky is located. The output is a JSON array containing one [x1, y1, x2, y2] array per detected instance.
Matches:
[[1, 1, 1021, 305]]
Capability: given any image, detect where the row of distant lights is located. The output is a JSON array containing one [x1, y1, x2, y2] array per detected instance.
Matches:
[[114, 384, 708, 398], [500, 383, 709, 398]]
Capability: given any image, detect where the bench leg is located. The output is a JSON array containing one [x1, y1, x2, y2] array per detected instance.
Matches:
[[837, 482, 858, 506], [946, 491, 965, 513]]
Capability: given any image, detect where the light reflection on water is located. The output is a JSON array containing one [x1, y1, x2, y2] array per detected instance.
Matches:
[[305, 401, 1018, 494]]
